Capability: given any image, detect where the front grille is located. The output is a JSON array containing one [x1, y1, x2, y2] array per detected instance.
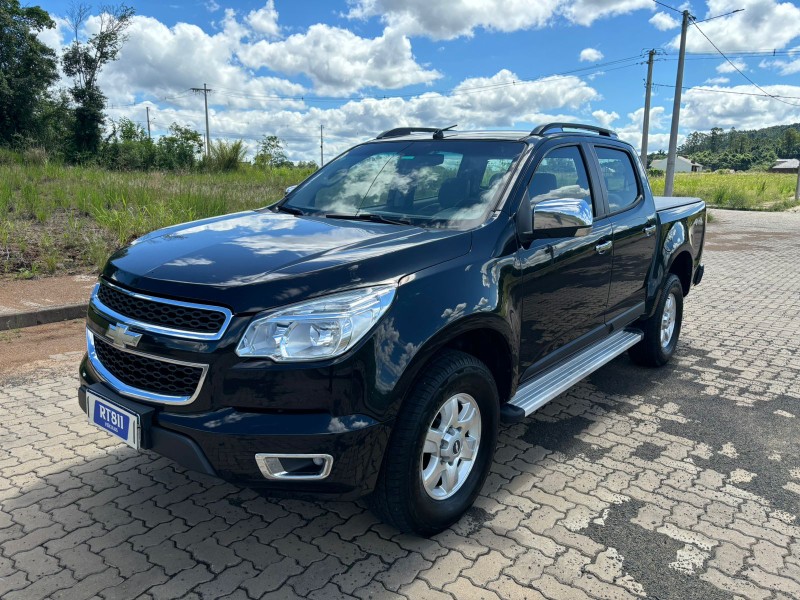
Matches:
[[97, 283, 227, 334], [94, 336, 204, 397]]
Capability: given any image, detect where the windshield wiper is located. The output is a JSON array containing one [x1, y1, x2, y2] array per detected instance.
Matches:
[[325, 213, 412, 226], [273, 204, 304, 216]]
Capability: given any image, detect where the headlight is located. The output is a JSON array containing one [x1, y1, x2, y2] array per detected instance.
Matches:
[[236, 285, 396, 361]]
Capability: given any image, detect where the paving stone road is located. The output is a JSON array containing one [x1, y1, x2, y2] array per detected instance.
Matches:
[[2, 209, 800, 600]]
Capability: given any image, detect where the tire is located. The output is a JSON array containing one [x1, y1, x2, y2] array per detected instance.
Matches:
[[370, 350, 499, 536], [628, 273, 684, 367]]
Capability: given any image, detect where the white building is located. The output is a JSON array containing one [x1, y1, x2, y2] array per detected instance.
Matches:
[[650, 156, 704, 173]]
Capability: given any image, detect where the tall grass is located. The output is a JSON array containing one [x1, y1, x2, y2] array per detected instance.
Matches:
[[0, 161, 314, 277], [1, 161, 797, 279], [206, 140, 248, 171], [648, 171, 799, 211]]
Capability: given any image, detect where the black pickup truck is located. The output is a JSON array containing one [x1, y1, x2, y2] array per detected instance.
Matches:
[[78, 123, 705, 535]]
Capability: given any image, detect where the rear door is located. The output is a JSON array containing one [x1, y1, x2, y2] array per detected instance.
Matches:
[[517, 141, 614, 374], [590, 145, 657, 322]]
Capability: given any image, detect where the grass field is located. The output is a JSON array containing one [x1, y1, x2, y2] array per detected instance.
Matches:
[[1, 163, 798, 279], [649, 171, 800, 211], [0, 162, 314, 278]]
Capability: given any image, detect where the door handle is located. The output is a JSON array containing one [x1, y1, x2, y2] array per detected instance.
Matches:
[[644, 225, 657, 237], [595, 241, 613, 255]]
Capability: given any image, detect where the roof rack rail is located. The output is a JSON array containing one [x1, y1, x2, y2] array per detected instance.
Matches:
[[376, 127, 439, 139], [530, 123, 617, 138]]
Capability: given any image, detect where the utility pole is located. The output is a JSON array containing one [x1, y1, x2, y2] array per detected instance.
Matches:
[[320, 124, 324, 167], [640, 49, 655, 167], [145, 106, 151, 139], [795, 162, 800, 202], [190, 83, 213, 156], [664, 10, 691, 196]]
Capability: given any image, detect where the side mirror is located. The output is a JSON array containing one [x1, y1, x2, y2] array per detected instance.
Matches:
[[533, 197, 593, 238], [285, 185, 297, 196]]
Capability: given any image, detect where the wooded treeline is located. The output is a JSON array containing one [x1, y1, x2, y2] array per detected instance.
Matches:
[[649, 124, 800, 172]]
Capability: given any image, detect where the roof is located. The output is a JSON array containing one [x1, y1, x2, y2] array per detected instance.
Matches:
[[772, 158, 799, 170], [651, 156, 704, 167]]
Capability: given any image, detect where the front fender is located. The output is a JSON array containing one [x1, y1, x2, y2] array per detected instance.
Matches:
[[367, 230, 521, 421]]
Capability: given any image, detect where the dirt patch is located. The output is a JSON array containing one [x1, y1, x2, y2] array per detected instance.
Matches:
[[0, 319, 85, 380], [0, 274, 95, 315]]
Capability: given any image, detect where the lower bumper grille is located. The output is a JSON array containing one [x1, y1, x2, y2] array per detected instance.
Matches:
[[86, 329, 208, 405]]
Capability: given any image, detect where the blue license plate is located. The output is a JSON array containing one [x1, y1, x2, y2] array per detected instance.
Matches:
[[87, 392, 140, 448]]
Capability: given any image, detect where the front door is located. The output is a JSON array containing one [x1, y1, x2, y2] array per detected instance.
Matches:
[[518, 143, 613, 376]]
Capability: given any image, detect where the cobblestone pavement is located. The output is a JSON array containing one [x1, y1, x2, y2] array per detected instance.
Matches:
[[2, 209, 800, 600]]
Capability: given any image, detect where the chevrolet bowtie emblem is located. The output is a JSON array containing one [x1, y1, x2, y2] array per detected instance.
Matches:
[[106, 323, 142, 349]]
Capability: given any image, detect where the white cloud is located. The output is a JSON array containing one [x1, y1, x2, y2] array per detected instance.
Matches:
[[704, 76, 730, 84], [676, 0, 800, 53], [346, 0, 561, 40], [246, 1, 280, 38], [580, 48, 604, 62], [101, 71, 601, 162], [649, 11, 679, 30], [680, 84, 800, 130], [65, 7, 440, 101], [239, 25, 441, 95], [716, 59, 747, 74], [559, 0, 653, 27], [592, 109, 619, 128], [78, 13, 304, 110], [205, 0, 220, 13], [614, 106, 674, 153], [761, 57, 800, 76], [347, 0, 659, 38]]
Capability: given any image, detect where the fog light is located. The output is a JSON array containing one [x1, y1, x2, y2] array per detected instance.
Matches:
[[255, 453, 333, 480]]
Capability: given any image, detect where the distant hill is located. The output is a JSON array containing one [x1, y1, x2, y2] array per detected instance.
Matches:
[[648, 123, 800, 172]]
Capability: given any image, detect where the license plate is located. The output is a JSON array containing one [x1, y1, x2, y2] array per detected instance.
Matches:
[[87, 391, 140, 449]]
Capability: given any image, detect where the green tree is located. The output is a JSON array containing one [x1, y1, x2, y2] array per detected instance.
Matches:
[[254, 134, 290, 168], [0, 0, 59, 146], [62, 3, 134, 159], [782, 129, 800, 159], [101, 117, 156, 170], [155, 123, 203, 170]]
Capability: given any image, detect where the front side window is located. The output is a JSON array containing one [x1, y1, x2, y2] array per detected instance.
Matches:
[[527, 146, 593, 211], [283, 140, 525, 229], [595, 147, 640, 213]]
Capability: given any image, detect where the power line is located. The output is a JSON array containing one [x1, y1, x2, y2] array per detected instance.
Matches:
[[651, 0, 682, 14], [690, 20, 800, 108], [652, 82, 800, 101], [694, 8, 744, 23]]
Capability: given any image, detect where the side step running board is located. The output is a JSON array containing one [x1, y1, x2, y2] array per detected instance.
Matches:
[[501, 329, 643, 423]]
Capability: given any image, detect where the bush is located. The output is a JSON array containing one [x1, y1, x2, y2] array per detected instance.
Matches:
[[205, 139, 247, 172], [22, 147, 49, 166]]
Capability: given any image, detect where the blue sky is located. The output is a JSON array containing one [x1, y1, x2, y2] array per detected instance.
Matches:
[[35, 0, 800, 161]]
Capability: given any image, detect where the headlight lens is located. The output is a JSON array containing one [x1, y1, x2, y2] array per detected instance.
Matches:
[[236, 285, 396, 361]]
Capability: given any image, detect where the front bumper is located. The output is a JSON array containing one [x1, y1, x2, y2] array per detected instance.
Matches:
[[79, 360, 392, 499]]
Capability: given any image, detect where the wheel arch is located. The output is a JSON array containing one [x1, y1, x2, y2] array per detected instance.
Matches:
[[388, 315, 517, 420], [668, 250, 693, 296]]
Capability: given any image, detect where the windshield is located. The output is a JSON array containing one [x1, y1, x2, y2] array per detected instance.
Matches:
[[281, 140, 525, 229]]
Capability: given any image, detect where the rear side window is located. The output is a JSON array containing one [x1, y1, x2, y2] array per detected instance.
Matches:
[[595, 147, 640, 213], [527, 146, 593, 212]]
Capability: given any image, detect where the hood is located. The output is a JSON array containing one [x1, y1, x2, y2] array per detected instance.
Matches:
[[103, 210, 470, 313]]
